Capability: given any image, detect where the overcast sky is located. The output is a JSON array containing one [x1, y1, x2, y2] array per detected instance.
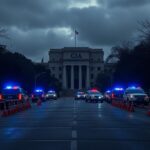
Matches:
[[0, 0, 150, 62]]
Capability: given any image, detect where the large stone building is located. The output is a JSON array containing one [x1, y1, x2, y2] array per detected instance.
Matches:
[[48, 47, 104, 90]]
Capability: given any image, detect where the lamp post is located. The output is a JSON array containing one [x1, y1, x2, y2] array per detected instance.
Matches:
[[34, 72, 46, 89]]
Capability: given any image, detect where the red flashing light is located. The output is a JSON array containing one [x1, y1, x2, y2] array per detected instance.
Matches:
[[18, 94, 22, 100], [0, 94, 2, 100], [31, 94, 34, 98], [13, 86, 19, 89], [91, 88, 98, 92], [112, 93, 115, 99]]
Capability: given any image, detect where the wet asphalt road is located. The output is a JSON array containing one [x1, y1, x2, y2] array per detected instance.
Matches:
[[0, 97, 150, 150]]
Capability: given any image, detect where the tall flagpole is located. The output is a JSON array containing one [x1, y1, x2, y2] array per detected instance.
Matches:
[[75, 30, 76, 48]]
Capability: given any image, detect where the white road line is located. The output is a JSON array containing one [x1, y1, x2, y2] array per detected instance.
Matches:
[[72, 130, 77, 138], [74, 114, 77, 119], [98, 114, 102, 118], [98, 103, 102, 109], [73, 120, 77, 126], [71, 140, 77, 150]]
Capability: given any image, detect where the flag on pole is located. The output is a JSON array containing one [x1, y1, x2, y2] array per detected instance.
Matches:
[[75, 30, 79, 35], [41, 57, 44, 63]]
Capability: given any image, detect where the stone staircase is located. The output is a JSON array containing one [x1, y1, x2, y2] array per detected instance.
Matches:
[[61, 90, 76, 97]]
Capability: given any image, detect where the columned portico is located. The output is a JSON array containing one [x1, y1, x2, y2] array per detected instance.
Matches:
[[71, 66, 74, 90], [63, 65, 89, 90], [49, 47, 104, 90], [79, 66, 82, 89]]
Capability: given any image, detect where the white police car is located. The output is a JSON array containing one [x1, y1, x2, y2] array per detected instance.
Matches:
[[123, 86, 149, 105]]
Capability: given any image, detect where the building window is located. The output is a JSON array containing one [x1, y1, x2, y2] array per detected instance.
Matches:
[[90, 67, 94, 71], [91, 74, 94, 79], [59, 67, 62, 71], [97, 67, 101, 71], [59, 74, 62, 79]]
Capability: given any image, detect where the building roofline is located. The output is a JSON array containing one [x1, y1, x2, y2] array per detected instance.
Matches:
[[49, 47, 103, 53]]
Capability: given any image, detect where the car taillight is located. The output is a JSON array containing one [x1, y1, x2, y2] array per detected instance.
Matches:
[[18, 94, 22, 100], [0, 94, 2, 100], [112, 93, 115, 99]]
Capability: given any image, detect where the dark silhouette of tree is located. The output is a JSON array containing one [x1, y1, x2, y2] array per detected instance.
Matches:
[[109, 20, 150, 91]]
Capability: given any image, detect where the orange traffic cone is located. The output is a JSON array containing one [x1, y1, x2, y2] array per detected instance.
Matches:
[[37, 99, 42, 106], [147, 110, 150, 116], [129, 103, 134, 112], [2, 110, 8, 117]]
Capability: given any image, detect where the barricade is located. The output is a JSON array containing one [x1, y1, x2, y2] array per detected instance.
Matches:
[[111, 100, 135, 112], [1, 100, 31, 117]]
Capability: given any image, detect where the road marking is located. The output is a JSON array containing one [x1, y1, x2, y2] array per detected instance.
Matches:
[[98, 114, 102, 118], [72, 130, 77, 138], [98, 103, 102, 109], [74, 114, 77, 119], [73, 121, 77, 126], [71, 140, 77, 150]]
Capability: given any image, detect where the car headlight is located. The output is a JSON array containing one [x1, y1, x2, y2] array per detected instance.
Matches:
[[54, 94, 56, 97], [144, 95, 149, 101], [129, 94, 135, 99]]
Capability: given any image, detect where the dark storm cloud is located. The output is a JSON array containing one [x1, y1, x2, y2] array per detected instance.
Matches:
[[99, 0, 150, 8], [0, 0, 150, 61]]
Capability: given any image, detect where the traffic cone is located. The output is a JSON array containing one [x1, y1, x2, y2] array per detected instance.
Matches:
[[147, 110, 150, 116], [37, 99, 42, 106], [127, 104, 130, 111], [15, 105, 19, 112], [2, 110, 8, 117], [27, 101, 31, 108], [129, 103, 134, 112]]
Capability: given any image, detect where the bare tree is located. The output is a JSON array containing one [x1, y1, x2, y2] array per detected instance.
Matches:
[[106, 41, 132, 63], [138, 20, 150, 42], [0, 27, 9, 39]]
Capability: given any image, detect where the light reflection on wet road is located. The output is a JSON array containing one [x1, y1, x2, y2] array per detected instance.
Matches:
[[0, 98, 150, 150]]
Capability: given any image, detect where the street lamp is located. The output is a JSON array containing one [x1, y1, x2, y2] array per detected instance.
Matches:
[[34, 72, 46, 89]]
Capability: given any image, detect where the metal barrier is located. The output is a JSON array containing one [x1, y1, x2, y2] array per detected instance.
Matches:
[[1, 99, 31, 117]]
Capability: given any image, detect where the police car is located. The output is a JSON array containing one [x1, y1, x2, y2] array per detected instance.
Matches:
[[1, 85, 28, 102], [85, 89, 104, 103], [123, 86, 149, 105], [104, 87, 124, 103], [0, 85, 29, 109], [75, 91, 86, 100], [104, 90, 112, 103], [45, 90, 57, 100], [31, 89, 46, 102]]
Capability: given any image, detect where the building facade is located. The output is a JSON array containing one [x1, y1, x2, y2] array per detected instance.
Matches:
[[48, 47, 104, 90]]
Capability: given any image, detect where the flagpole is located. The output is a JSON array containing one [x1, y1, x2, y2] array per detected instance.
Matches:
[[75, 30, 76, 48]]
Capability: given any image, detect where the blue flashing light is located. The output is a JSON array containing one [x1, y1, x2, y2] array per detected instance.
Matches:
[[106, 90, 111, 93], [35, 88, 43, 92], [48, 90, 55, 92], [114, 87, 124, 91], [5, 86, 12, 89], [128, 86, 141, 89]]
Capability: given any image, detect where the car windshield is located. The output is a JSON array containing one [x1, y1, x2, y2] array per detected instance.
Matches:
[[126, 89, 145, 94], [2, 89, 20, 95], [77, 92, 84, 95], [48, 91, 55, 94], [34, 92, 43, 95], [89, 91, 101, 94]]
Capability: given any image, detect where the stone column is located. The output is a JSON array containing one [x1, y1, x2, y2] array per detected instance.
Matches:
[[71, 65, 74, 90], [63, 65, 67, 89], [86, 65, 90, 89], [79, 65, 82, 89]]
